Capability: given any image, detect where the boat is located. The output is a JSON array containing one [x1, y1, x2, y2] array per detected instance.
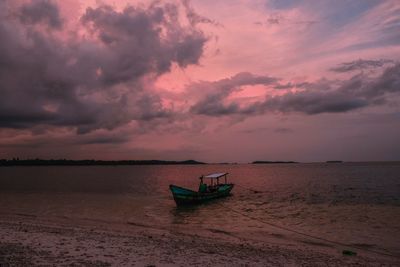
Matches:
[[169, 172, 234, 205]]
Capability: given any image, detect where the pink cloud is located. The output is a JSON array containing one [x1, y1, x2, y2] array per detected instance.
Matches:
[[0, 0, 400, 161]]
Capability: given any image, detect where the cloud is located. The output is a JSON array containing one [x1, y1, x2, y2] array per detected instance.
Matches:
[[274, 127, 293, 133], [274, 82, 309, 89], [266, 14, 283, 25], [365, 62, 400, 96], [190, 61, 400, 116], [0, 0, 208, 134], [330, 59, 394, 73], [256, 12, 318, 27], [18, 0, 63, 29], [77, 135, 130, 145], [264, 89, 368, 114], [181, 0, 218, 26], [190, 72, 278, 116]]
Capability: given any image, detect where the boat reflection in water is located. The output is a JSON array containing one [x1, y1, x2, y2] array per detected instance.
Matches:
[[169, 172, 234, 206]]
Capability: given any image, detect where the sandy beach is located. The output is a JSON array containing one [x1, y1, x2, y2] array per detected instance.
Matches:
[[1, 212, 398, 266]]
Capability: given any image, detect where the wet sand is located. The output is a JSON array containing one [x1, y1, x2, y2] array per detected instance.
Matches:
[[1, 213, 398, 266]]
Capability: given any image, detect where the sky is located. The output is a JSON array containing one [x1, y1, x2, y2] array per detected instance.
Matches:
[[0, 0, 399, 162]]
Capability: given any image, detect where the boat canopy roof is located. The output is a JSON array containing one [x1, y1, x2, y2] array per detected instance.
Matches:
[[203, 172, 228, 179]]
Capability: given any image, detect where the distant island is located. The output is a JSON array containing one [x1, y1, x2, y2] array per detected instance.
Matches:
[[326, 160, 343, 163], [252, 161, 298, 164], [0, 159, 205, 166]]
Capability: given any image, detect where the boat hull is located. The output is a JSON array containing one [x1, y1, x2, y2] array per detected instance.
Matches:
[[169, 184, 234, 205]]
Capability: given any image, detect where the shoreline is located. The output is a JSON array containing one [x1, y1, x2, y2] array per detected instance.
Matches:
[[0, 213, 398, 266]]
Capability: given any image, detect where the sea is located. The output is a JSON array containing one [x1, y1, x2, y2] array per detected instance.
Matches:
[[0, 162, 399, 257]]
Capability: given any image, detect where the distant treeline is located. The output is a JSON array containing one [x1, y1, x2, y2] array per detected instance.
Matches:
[[0, 159, 206, 166], [252, 161, 298, 164]]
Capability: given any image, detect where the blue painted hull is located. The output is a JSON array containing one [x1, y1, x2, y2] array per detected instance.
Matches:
[[169, 184, 234, 205]]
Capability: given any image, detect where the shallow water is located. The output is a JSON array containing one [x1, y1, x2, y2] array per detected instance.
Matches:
[[1, 163, 399, 255]]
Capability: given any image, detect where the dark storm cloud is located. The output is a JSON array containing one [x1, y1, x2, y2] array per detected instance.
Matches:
[[0, 107, 57, 128], [263, 90, 368, 114], [364, 62, 400, 96], [264, 63, 400, 114], [190, 72, 278, 116], [0, 130, 131, 149], [18, 0, 63, 29], [80, 4, 207, 79], [330, 59, 394, 73], [191, 62, 400, 116], [77, 135, 130, 145], [274, 82, 309, 89], [0, 1, 207, 133]]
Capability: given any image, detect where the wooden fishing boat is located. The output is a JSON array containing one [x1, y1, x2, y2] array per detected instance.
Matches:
[[169, 172, 234, 205]]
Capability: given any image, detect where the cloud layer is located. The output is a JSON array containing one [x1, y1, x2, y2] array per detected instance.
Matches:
[[0, 0, 207, 133], [189, 62, 400, 116], [330, 59, 394, 73], [0, 0, 399, 161]]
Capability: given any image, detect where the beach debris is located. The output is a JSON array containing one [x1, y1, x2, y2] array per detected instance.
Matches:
[[342, 250, 357, 256]]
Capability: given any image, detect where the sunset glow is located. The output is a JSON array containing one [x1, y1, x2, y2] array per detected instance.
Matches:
[[1, 0, 399, 162]]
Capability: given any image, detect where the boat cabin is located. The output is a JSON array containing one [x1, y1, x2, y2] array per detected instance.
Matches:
[[199, 172, 229, 193]]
